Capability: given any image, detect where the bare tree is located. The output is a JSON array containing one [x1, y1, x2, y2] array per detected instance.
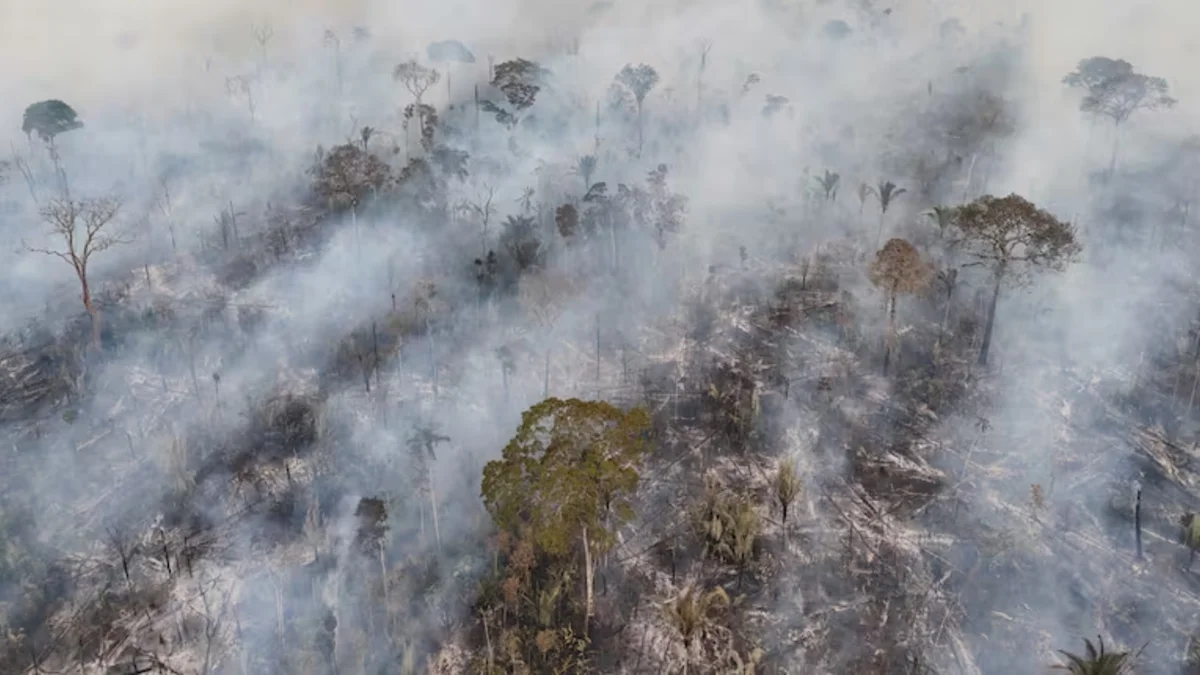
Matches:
[[323, 30, 343, 93], [407, 424, 450, 552], [868, 238, 933, 374], [155, 173, 178, 255], [195, 574, 232, 675], [696, 39, 713, 113], [104, 523, 139, 586], [26, 197, 127, 348], [225, 75, 256, 122], [251, 22, 274, 73], [951, 194, 1080, 365], [467, 184, 497, 258]]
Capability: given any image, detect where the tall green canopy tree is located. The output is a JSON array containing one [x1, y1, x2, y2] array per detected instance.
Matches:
[[614, 64, 660, 157], [951, 194, 1080, 365], [1063, 57, 1175, 176], [481, 397, 651, 634]]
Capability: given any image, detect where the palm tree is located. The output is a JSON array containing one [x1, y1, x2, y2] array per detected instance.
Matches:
[[662, 585, 730, 674], [1182, 512, 1200, 570], [726, 500, 760, 589], [857, 181, 876, 228], [815, 170, 840, 202], [925, 205, 954, 240], [574, 154, 598, 193], [774, 459, 803, 545], [875, 180, 906, 248], [1054, 637, 1133, 674]]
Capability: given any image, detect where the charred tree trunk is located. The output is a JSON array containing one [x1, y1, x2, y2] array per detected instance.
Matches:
[[1135, 488, 1144, 560]]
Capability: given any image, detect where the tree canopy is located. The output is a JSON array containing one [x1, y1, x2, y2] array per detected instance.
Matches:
[[481, 398, 651, 558], [1062, 57, 1175, 125], [22, 100, 83, 142], [951, 193, 1080, 282]]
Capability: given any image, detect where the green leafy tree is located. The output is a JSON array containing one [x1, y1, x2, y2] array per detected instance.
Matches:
[[951, 194, 1080, 365], [481, 397, 651, 633], [1063, 57, 1175, 175]]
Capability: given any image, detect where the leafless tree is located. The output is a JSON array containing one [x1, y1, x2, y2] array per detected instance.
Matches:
[[225, 75, 256, 122], [104, 523, 139, 586], [26, 197, 128, 348], [467, 184, 497, 258], [251, 22, 274, 72], [155, 173, 178, 254], [323, 30, 343, 93]]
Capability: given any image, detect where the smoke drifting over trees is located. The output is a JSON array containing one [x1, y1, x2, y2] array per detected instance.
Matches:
[[0, 1, 1199, 674]]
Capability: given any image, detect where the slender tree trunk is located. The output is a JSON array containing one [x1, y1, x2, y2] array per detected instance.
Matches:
[[1108, 122, 1122, 178], [379, 544, 390, 636], [636, 103, 644, 157], [1135, 488, 1143, 560], [883, 289, 896, 375], [961, 153, 978, 204], [429, 480, 442, 553], [979, 272, 1003, 366], [582, 525, 594, 638], [83, 283, 102, 349]]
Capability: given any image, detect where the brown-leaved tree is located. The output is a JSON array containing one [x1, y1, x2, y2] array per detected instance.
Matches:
[[868, 238, 932, 374]]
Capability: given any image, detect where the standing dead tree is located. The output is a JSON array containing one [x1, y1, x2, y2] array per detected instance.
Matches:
[[407, 424, 451, 552], [26, 197, 128, 348], [251, 22, 274, 73], [225, 75, 257, 122], [467, 184, 497, 259]]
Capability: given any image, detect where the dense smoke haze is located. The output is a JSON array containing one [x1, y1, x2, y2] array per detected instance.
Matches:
[[2, 0, 1200, 673]]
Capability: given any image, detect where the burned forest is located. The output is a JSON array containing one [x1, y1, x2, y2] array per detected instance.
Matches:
[[2, 1, 1200, 674]]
